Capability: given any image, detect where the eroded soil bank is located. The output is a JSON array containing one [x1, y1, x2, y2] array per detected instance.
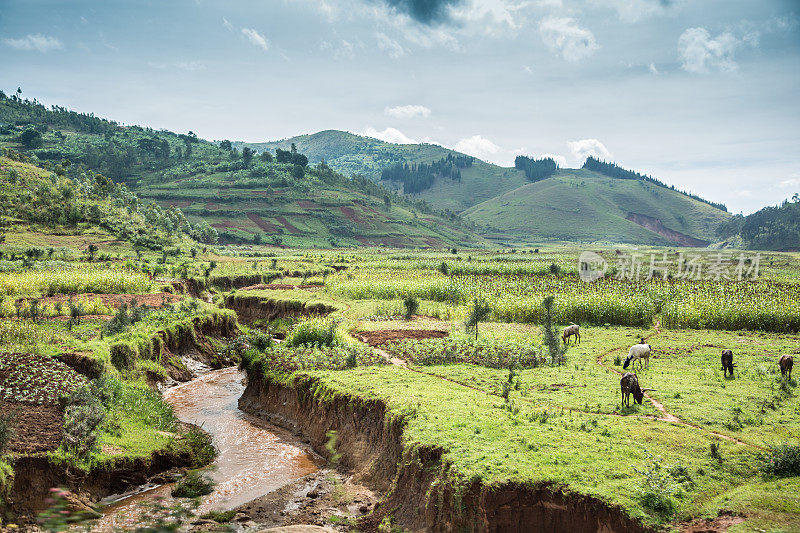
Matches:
[[239, 374, 654, 533]]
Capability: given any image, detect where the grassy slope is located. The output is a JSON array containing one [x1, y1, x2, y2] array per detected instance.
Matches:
[[0, 100, 483, 249], [242, 131, 731, 245], [462, 170, 731, 245], [136, 175, 483, 248], [301, 323, 800, 531]]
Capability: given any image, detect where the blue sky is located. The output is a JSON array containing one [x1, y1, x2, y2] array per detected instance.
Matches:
[[1, 0, 799, 214]]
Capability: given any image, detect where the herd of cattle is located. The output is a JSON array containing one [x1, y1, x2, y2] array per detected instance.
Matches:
[[560, 324, 795, 407]]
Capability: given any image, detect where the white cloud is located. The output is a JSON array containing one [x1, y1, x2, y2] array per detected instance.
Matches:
[[648, 62, 658, 74], [222, 17, 234, 31], [452, 0, 524, 35], [376, 32, 405, 58], [149, 61, 207, 71], [538, 17, 598, 62], [3, 34, 63, 53], [454, 135, 503, 163], [678, 27, 742, 73], [363, 127, 417, 144], [384, 104, 431, 119], [540, 152, 569, 168], [778, 175, 800, 189], [590, 0, 675, 23], [568, 139, 611, 165], [241, 28, 270, 51], [321, 39, 355, 60]]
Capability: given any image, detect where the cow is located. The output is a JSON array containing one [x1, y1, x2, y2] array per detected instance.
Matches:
[[620, 372, 656, 407], [779, 354, 793, 380], [562, 324, 580, 345], [721, 349, 736, 378]]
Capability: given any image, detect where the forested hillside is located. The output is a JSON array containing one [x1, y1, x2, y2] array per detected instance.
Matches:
[[716, 196, 800, 250], [0, 93, 483, 248]]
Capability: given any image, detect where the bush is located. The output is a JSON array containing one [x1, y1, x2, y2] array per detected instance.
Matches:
[[171, 470, 215, 497], [61, 387, 106, 460], [110, 342, 136, 372], [760, 444, 800, 477], [200, 510, 236, 523], [403, 295, 419, 320]]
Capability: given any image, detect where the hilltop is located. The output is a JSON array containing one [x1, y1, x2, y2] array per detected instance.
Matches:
[[241, 130, 732, 246], [0, 95, 484, 249]]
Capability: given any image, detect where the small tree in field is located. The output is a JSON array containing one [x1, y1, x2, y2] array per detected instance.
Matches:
[[403, 296, 419, 320], [86, 244, 98, 262], [465, 299, 492, 341], [542, 296, 566, 365]]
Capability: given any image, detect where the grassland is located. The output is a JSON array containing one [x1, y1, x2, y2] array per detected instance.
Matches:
[[2, 241, 799, 531], [463, 170, 731, 246]]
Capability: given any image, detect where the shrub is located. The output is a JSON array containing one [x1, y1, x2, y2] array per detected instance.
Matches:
[[171, 470, 215, 498], [200, 510, 236, 523], [542, 296, 566, 366], [633, 449, 678, 518], [110, 342, 136, 372], [61, 387, 106, 460], [760, 444, 800, 477], [465, 298, 492, 341], [403, 295, 419, 320]]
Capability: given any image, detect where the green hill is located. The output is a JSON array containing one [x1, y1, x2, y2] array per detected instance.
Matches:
[[242, 130, 731, 245], [462, 169, 731, 246], [0, 96, 484, 249]]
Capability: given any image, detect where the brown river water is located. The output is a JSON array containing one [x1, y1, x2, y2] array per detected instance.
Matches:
[[95, 367, 320, 530]]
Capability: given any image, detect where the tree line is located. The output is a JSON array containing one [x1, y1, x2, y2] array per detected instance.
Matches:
[[381, 153, 473, 194], [583, 156, 728, 212], [514, 156, 558, 182]]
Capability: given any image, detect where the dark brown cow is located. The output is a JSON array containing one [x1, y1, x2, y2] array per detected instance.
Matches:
[[779, 354, 793, 380], [721, 349, 735, 378], [620, 372, 656, 407]]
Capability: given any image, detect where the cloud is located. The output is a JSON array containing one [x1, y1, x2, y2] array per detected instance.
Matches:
[[452, 0, 524, 34], [241, 28, 270, 50], [377, 0, 463, 25], [538, 17, 598, 62], [648, 62, 658, 74], [778, 174, 800, 189], [3, 34, 63, 53], [678, 27, 746, 73], [363, 127, 418, 144], [589, 0, 676, 23], [454, 135, 503, 163], [222, 17, 234, 31], [384, 104, 431, 118], [376, 32, 405, 57], [568, 139, 611, 165]]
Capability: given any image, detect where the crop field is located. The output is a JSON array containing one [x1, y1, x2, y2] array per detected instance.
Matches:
[[1, 242, 799, 532]]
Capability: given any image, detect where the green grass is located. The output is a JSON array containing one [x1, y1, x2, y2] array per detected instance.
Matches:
[[463, 170, 730, 245], [253, 323, 800, 529]]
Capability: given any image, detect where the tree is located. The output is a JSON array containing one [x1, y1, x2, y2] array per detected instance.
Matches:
[[259, 150, 273, 162], [542, 296, 566, 365], [242, 147, 253, 166], [86, 244, 98, 261], [17, 128, 42, 149], [219, 139, 232, 151], [292, 164, 305, 180], [465, 299, 492, 341], [383, 195, 391, 211]]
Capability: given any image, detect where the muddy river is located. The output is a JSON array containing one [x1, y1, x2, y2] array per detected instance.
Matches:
[[97, 367, 319, 529]]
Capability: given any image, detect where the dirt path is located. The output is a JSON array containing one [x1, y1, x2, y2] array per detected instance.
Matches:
[[360, 319, 762, 450]]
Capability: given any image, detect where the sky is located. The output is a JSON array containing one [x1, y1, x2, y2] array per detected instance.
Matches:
[[1, 0, 799, 214]]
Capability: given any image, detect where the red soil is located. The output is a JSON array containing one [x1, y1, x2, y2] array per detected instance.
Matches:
[[40, 292, 182, 309], [2, 401, 64, 453], [340, 206, 365, 224], [247, 213, 279, 232], [275, 216, 301, 234], [356, 329, 449, 347], [297, 200, 319, 209], [212, 221, 237, 229]]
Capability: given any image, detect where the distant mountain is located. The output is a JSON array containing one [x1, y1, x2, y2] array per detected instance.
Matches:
[[240, 130, 732, 246], [0, 97, 485, 249]]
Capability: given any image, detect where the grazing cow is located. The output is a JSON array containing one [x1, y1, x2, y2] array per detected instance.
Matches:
[[620, 373, 656, 407], [721, 349, 736, 378], [562, 324, 580, 345], [779, 354, 793, 380], [623, 343, 651, 371]]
